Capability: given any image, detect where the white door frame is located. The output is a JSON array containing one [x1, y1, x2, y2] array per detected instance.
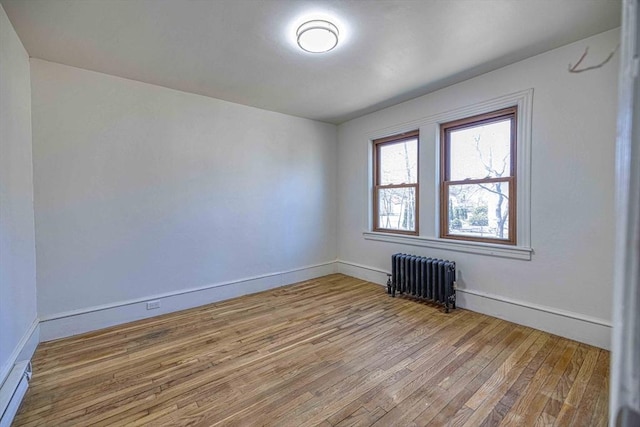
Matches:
[[611, 0, 640, 425]]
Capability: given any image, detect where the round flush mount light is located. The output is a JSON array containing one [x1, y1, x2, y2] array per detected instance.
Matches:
[[296, 20, 339, 53]]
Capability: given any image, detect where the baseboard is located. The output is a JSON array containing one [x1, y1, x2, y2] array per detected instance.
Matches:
[[335, 260, 389, 286], [0, 319, 39, 389], [335, 260, 612, 350], [39, 261, 337, 341], [0, 320, 38, 427], [0, 361, 31, 427]]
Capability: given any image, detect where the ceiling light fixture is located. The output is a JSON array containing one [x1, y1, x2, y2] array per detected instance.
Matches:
[[296, 20, 339, 53]]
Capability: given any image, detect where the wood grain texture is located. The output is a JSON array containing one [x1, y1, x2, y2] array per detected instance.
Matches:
[[13, 274, 609, 426]]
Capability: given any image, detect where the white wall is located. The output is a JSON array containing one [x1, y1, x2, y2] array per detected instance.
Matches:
[[336, 29, 619, 349], [0, 4, 38, 385], [30, 59, 337, 334]]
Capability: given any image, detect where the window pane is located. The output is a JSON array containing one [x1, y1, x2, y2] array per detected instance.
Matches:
[[379, 138, 418, 185], [377, 187, 416, 231], [449, 119, 511, 181], [447, 182, 510, 240]]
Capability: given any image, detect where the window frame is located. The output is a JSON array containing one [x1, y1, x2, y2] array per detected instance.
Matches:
[[372, 130, 420, 235], [439, 106, 518, 245]]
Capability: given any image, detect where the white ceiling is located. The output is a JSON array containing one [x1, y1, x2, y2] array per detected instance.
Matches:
[[1, 0, 621, 124]]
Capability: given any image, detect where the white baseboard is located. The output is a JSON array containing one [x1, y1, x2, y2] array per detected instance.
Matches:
[[0, 319, 39, 389], [456, 288, 611, 350], [0, 319, 38, 427], [335, 260, 611, 350], [33, 258, 613, 348], [40, 262, 336, 341], [335, 260, 389, 286], [0, 361, 31, 427]]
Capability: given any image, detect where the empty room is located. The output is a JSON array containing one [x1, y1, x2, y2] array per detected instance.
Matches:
[[1, 0, 638, 426]]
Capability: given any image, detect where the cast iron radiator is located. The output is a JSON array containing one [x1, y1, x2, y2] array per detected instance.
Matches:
[[387, 253, 456, 312]]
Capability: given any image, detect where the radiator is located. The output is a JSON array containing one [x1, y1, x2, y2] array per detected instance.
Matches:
[[387, 253, 456, 312]]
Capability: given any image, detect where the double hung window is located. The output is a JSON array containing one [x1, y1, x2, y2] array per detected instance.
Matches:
[[373, 131, 419, 235], [440, 107, 517, 245]]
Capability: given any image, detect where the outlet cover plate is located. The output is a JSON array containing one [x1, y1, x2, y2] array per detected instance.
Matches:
[[146, 301, 161, 310]]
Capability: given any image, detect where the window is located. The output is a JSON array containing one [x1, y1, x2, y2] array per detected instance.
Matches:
[[440, 107, 517, 245], [373, 130, 419, 235], [365, 90, 532, 259]]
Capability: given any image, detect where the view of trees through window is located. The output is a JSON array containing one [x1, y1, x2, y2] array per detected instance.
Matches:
[[442, 108, 516, 244], [374, 134, 418, 233], [371, 108, 517, 245]]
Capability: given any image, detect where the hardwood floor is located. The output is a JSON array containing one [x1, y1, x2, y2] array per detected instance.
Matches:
[[14, 274, 609, 426]]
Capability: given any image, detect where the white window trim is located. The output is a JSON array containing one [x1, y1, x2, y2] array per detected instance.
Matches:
[[366, 88, 533, 260], [362, 231, 532, 260]]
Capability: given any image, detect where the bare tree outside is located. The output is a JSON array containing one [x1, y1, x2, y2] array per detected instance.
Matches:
[[446, 118, 512, 240], [376, 137, 418, 232], [374, 112, 513, 241]]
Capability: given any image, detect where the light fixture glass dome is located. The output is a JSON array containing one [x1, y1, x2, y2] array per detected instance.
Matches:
[[296, 20, 339, 53]]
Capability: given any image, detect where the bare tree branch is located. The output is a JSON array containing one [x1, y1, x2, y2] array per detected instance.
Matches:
[[477, 183, 509, 199], [475, 135, 507, 178], [475, 136, 494, 177], [499, 152, 509, 176]]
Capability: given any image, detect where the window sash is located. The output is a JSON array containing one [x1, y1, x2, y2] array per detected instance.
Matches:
[[373, 130, 419, 235], [440, 107, 517, 245], [373, 184, 419, 234], [441, 177, 515, 244]]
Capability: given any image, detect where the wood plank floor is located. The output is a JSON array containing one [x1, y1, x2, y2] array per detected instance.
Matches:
[[14, 274, 609, 426]]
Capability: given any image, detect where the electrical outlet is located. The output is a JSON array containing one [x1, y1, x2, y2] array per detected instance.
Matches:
[[146, 300, 161, 310]]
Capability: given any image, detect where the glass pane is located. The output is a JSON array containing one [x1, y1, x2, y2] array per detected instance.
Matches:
[[379, 138, 418, 185], [447, 182, 510, 240], [377, 187, 416, 232], [449, 119, 512, 181]]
